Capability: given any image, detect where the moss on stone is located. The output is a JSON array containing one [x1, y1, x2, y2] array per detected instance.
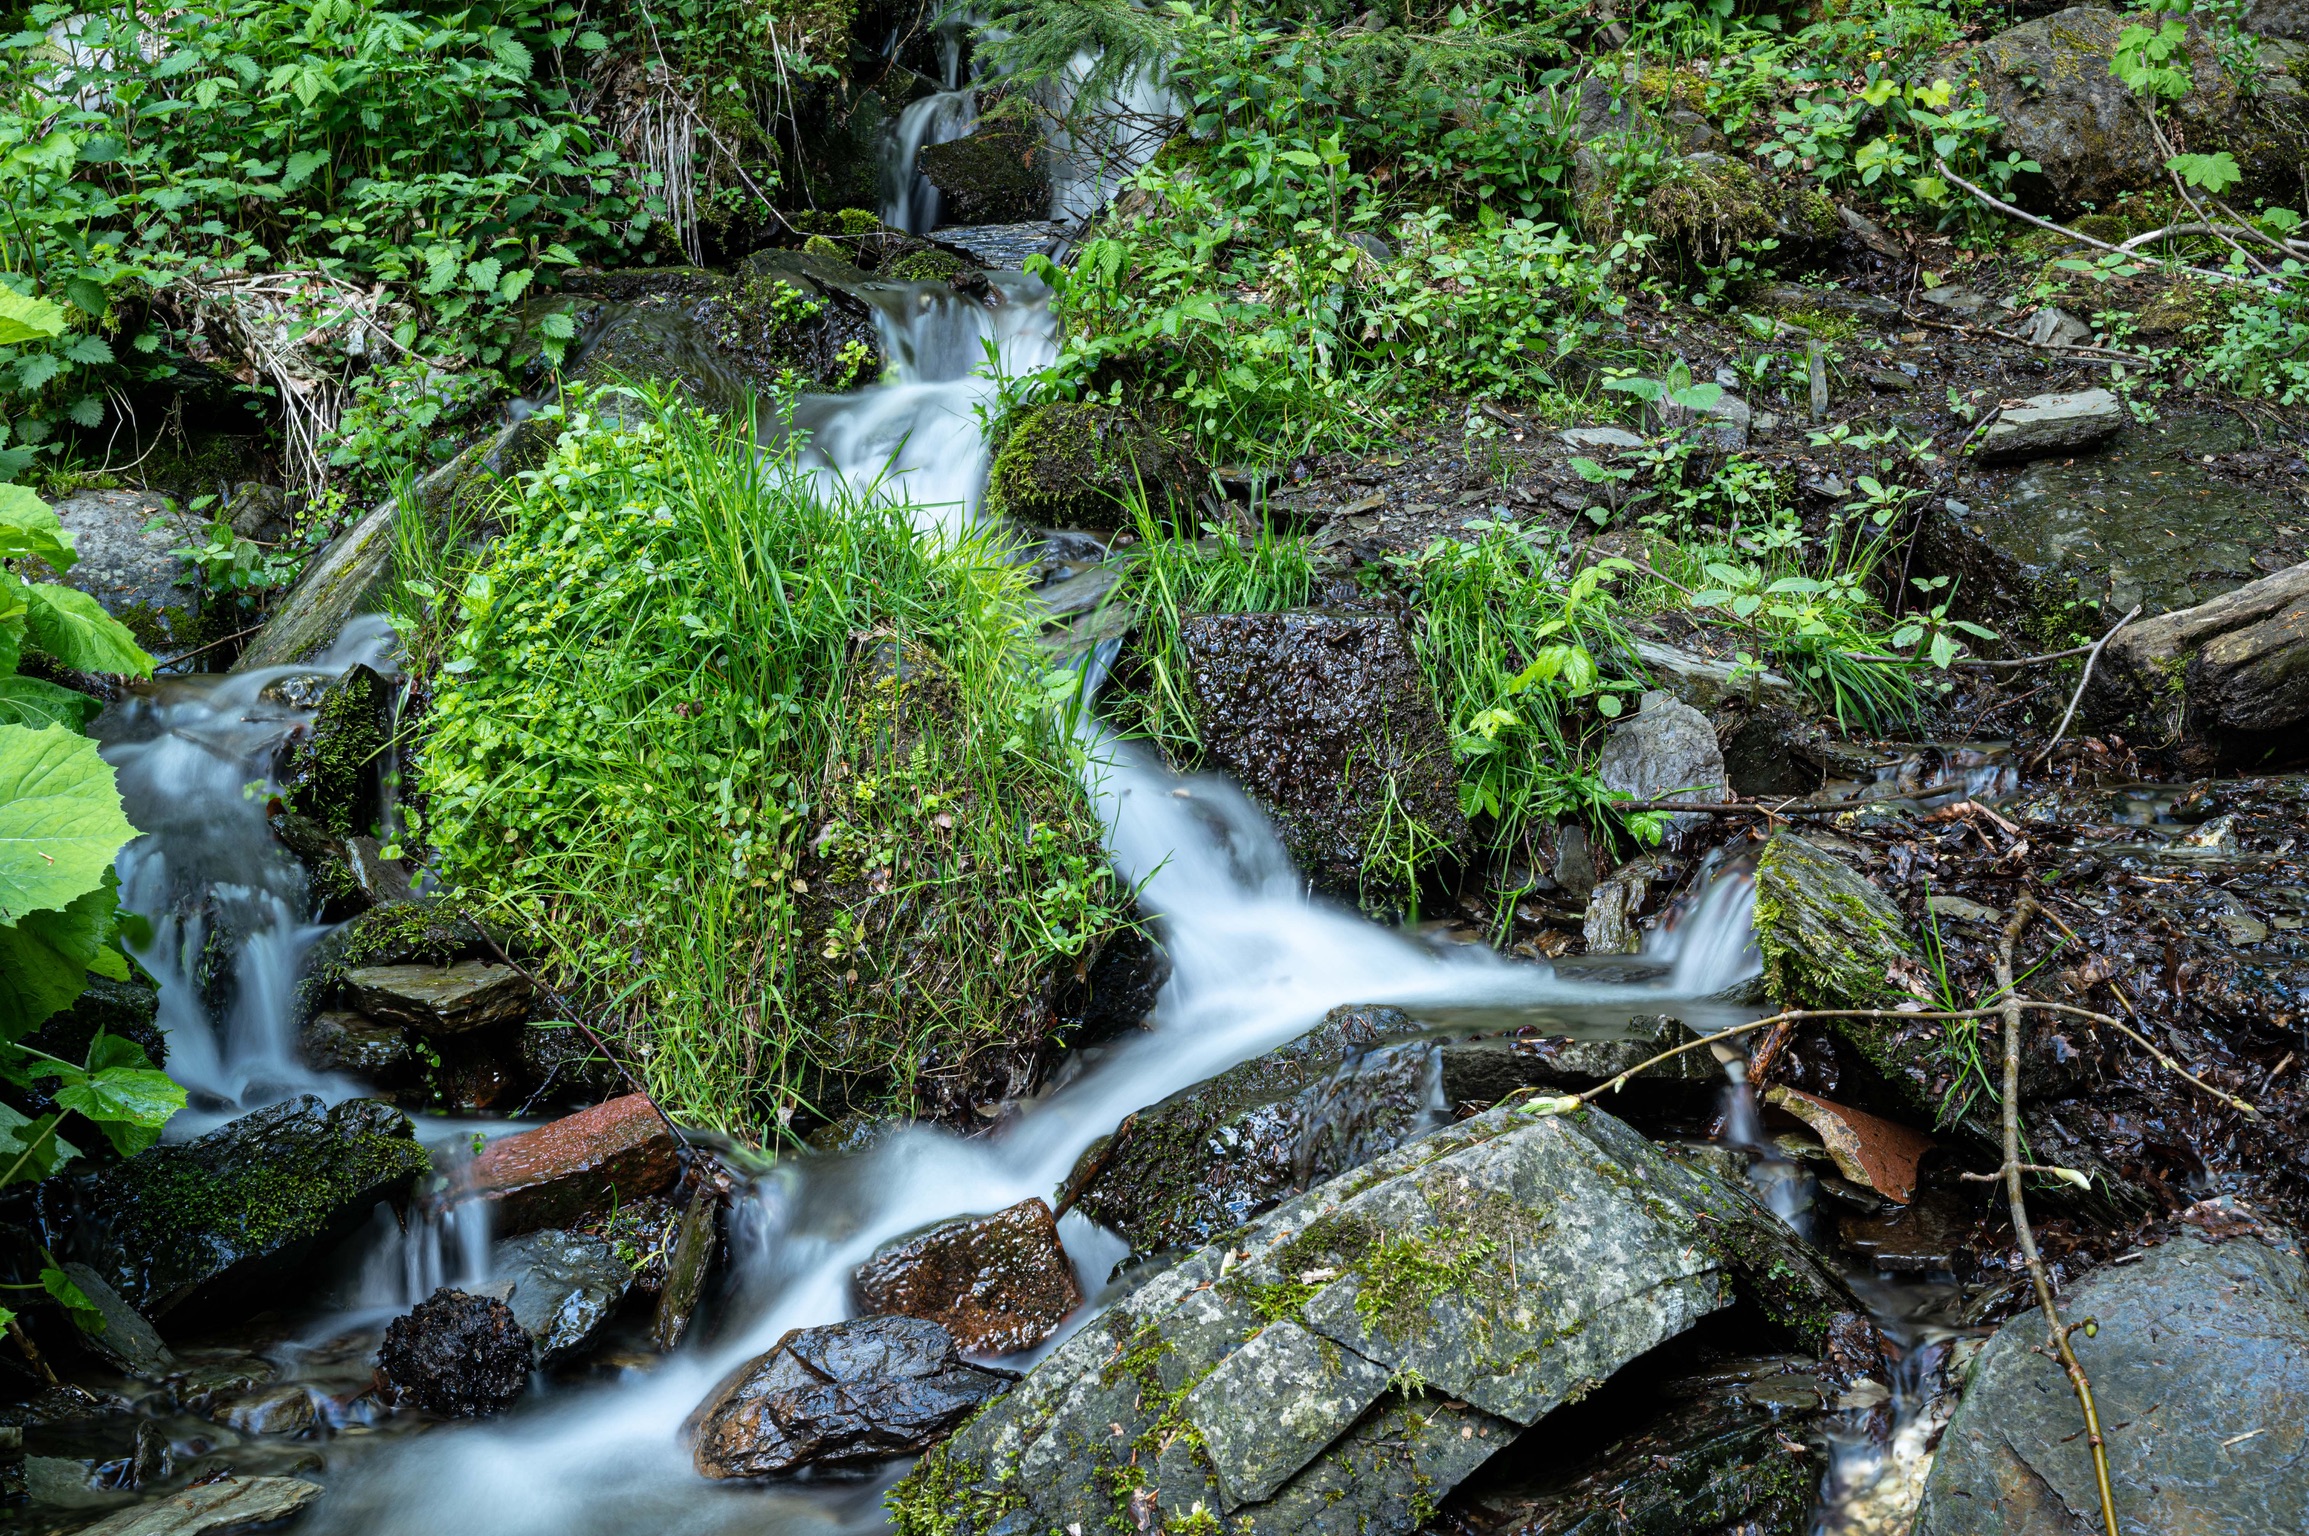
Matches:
[[1587, 152, 1833, 268], [885, 248, 976, 284], [984, 400, 1201, 533]]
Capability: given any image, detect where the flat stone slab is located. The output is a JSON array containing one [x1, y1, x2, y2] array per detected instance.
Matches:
[[1977, 388, 2123, 460], [343, 960, 531, 1035], [481, 1229, 631, 1364], [73, 1476, 322, 1535], [889, 1099, 1853, 1536]]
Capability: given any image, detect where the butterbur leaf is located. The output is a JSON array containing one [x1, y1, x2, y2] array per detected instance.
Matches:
[[0, 484, 75, 570], [0, 874, 122, 1034], [0, 726, 136, 924], [55, 1064, 183, 1157], [23, 585, 153, 676], [0, 289, 67, 348], [0, 675, 102, 730]]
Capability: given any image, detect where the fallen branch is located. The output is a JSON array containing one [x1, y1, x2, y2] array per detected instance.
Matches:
[[1995, 898, 2121, 1536], [1936, 158, 2259, 289], [2029, 603, 2142, 771], [2015, 994, 2260, 1119]]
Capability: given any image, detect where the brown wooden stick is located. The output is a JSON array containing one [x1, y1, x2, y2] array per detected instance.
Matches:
[[1997, 898, 2121, 1536], [2029, 603, 2142, 772]]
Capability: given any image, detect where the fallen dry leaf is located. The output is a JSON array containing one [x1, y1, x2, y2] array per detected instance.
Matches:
[[1765, 1086, 1936, 1204]]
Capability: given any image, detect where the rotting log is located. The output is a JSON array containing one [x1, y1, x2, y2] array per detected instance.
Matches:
[[2085, 558, 2309, 763]]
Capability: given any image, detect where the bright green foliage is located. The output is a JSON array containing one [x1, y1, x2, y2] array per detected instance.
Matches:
[[0, 724, 137, 926], [411, 388, 1126, 1133]]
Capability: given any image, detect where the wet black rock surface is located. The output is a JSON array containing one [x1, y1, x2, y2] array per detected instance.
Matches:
[[377, 1288, 535, 1418]]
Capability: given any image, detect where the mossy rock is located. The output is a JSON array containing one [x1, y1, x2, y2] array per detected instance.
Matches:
[[884, 248, 978, 284], [916, 125, 1051, 224], [42, 1095, 431, 1321], [277, 663, 394, 840], [1587, 151, 1837, 268], [297, 896, 491, 1025], [564, 265, 886, 408], [984, 400, 1203, 533]]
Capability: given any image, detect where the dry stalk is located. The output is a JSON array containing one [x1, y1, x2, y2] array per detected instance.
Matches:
[[1995, 897, 2121, 1536], [2028, 602, 2142, 771]]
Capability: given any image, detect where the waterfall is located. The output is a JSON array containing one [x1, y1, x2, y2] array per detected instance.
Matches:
[[880, 90, 976, 235]]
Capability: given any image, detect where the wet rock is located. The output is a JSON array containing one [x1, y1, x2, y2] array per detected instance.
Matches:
[[689, 1315, 1014, 1479], [34, 490, 204, 657], [479, 1229, 631, 1365], [46, 1095, 430, 1321], [276, 663, 393, 841], [1438, 1354, 1825, 1535], [567, 263, 886, 406], [1974, 388, 2123, 462], [2086, 558, 2309, 767], [57, 1263, 176, 1381], [342, 959, 532, 1035], [889, 1098, 1855, 1536], [299, 1010, 418, 1080], [214, 1382, 317, 1436], [1596, 690, 1727, 843], [916, 125, 1050, 224], [1582, 851, 1667, 955], [71, 1474, 323, 1535], [1051, 918, 1171, 1047], [1435, 1017, 1718, 1112], [984, 399, 1202, 532], [1917, 1227, 2309, 1534], [851, 1198, 1082, 1356], [447, 1093, 680, 1235], [1180, 609, 1467, 896], [1065, 1003, 1428, 1253], [651, 1182, 720, 1353], [377, 1288, 533, 1417], [1961, 6, 2309, 214]]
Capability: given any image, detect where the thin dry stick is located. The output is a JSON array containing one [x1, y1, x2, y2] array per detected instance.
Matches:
[[1997, 899, 2121, 1536], [5, 1318, 57, 1388], [2029, 603, 2143, 771], [1936, 158, 2258, 287], [2017, 995, 2260, 1119]]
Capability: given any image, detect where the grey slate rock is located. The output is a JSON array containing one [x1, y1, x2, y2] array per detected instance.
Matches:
[[57, 1263, 175, 1381], [1976, 388, 2123, 461], [891, 1098, 1854, 1536], [1917, 1227, 2309, 1535], [1596, 689, 1727, 842], [481, 1229, 631, 1364], [37, 490, 204, 655]]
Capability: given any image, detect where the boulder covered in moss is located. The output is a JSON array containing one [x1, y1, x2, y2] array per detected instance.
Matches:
[[562, 262, 886, 412], [1754, 833, 1922, 1015], [916, 125, 1049, 224], [1960, 6, 2309, 214], [884, 247, 979, 285], [1180, 608, 1468, 899], [887, 1097, 1856, 1536], [984, 400, 1203, 533], [44, 1095, 431, 1321], [277, 663, 394, 840]]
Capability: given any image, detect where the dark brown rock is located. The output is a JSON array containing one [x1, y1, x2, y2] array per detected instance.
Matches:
[[299, 1010, 418, 1079], [915, 126, 1050, 224], [447, 1094, 680, 1235], [376, 1288, 533, 1417], [851, 1198, 1082, 1356], [689, 1316, 1013, 1479], [651, 1182, 720, 1353], [1180, 609, 1466, 896]]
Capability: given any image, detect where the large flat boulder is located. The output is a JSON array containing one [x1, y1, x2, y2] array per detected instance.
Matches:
[[1918, 1225, 2309, 1535], [44, 1096, 430, 1321], [890, 1098, 1855, 1536], [35, 490, 204, 658], [1181, 609, 1467, 896], [342, 959, 532, 1035], [1919, 412, 2308, 646]]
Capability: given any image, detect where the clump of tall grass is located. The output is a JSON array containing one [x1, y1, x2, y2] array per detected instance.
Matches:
[[399, 386, 1127, 1138]]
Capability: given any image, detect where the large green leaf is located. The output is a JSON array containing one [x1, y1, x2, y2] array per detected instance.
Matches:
[[51, 1038, 182, 1157], [0, 1104, 77, 1186], [0, 875, 120, 1037], [0, 674, 100, 729], [21, 585, 152, 677], [0, 290, 68, 349], [0, 724, 136, 923], [0, 484, 74, 571]]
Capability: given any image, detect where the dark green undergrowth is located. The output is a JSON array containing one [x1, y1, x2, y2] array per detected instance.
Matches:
[[402, 386, 1127, 1136]]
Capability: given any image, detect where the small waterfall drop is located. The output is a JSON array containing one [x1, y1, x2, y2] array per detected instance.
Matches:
[[98, 615, 401, 1130], [880, 26, 975, 233]]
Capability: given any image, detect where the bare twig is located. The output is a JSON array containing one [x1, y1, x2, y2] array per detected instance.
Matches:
[[1935, 158, 2259, 288], [2016, 996, 2259, 1119], [2029, 603, 2142, 771], [153, 621, 268, 673], [5, 1317, 57, 1388], [1995, 898, 2121, 1536]]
